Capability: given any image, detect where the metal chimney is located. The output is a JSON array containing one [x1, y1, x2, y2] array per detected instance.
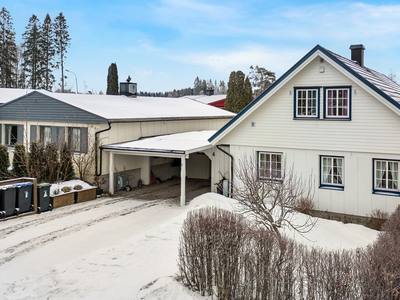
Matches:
[[349, 44, 366, 67]]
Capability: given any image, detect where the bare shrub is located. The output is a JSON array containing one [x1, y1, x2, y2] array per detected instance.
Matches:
[[295, 196, 315, 215], [366, 209, 389, 231], [233, 155, 316, 238], [177, 207, 249, 298]]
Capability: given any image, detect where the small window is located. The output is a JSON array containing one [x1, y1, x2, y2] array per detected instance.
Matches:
[[374, 159, 399, 193], [320, 156, 344, 189], [324, 87, 351, 119], [5, 124, 19, 146], [68, 127, 81, 152], [40, 126, 52, 146], [258, 152, 282, 180], [294, 88, 319, 118]]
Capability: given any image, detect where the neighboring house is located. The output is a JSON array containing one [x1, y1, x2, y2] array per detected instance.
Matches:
[[182, 94, 226, 109], [209, 44, 400, 217], [0, 88, 235, 200]]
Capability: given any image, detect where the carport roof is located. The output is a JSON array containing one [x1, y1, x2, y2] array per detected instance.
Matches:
[[102, 130, 216, 157]]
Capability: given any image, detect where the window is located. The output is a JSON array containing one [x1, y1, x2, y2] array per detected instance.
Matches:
[[40, 126, 52, 146], [258, 152, 282, 180], [294, 88, 319, 118], [5, 124, 21, 146], [67, 127, 87, 153], [374, 159, 399, 193], [324, 87, 351, 119], [321, 156, 344, 188], [68, 127, 81, 152]]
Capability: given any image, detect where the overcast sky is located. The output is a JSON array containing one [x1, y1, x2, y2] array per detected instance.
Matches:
[[5, 0, 400, 94]]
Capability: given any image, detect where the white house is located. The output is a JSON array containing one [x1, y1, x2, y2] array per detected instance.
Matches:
[[209, 44, 400, 217], [0, 89, 235, 203]]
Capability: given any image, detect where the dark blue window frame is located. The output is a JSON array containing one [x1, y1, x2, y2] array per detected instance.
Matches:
[[293, 87, 320, 119], [256, 151, 283, 182], [372, 158, 400, 196], [319, 155, 345, 191], [323, 86, 352, 120]]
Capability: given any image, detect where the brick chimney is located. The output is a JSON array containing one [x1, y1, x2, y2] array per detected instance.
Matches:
[[349, 44, 366, 67]]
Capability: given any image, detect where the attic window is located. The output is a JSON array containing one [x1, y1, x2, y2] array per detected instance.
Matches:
[[323, 87, 351, 120], [294, 87, 319, 119]]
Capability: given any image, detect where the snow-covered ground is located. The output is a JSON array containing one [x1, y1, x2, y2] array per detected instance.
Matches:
[[0, 193, 379, 300]]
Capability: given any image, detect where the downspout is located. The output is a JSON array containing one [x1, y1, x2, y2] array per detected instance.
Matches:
[[95, 122, 111, 176], [216, 144, 234, 198]]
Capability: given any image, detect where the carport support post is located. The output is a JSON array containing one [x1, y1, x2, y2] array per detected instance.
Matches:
[[180, 155, 186, 207], [109, 152, 114, 194]]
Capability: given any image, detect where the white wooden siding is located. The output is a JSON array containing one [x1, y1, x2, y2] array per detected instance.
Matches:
[[230, 145, 400, 216], [219, 56, 400, 155]]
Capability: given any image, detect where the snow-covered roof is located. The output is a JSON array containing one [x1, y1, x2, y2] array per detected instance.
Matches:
[[326, 49, 400, 104], [102, 130, 216, 155], [182, 94, 226, 105], [0, 88, 34, 105], [33, 91, 234, 121]]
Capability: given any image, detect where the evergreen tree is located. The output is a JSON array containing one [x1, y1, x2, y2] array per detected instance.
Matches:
[[15, 43, 26, 88], [40, 13, 55, 91], [0, 7, 18, 88], [12, 143, 28, 178], [106, 62, 118, 95], [59, 142, 74, 181], [225, 71, 253, 113], [29, 141, 46, 182], [0, 144, 10, 179], [193, 76, 200, 95], [53, 12, 70, 93], [44, 142, 59, 183], [22, 14, 42, 89]]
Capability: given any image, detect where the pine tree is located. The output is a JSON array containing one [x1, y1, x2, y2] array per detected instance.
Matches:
[[0, 7, 18, 88], [22, 14, 42, 89], [40, 13, 55, 91], [249, 65, 276, 98], [106, 62, 118, 95], [53, 12, 70, 93], [193, 76, 200, 95]]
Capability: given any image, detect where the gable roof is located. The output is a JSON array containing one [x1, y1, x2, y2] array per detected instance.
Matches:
[[209, 44, 400, 143], [182, 94, 226, 105], [0, 89, 235, 123], [0, 88, 34, 105]]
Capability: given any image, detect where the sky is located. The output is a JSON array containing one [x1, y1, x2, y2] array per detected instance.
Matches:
[[3, 0, 400, 94]]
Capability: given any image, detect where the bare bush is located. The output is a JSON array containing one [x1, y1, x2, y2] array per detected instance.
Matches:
[[233, 156, 316, 238]]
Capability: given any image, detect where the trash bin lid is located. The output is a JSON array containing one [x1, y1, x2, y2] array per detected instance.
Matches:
[[37, 183, 51, 188]]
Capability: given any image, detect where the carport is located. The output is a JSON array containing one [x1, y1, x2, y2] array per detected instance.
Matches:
[[102, 130, 216, 206]]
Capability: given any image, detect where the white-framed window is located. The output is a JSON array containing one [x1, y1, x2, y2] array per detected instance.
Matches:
[[324, 87, 351, 119], [40, 126, 52, 146], [374, 160, 399, 192], [321, 156, 344, 187], [258, 152, 282, 180], [295, 88, 318, 118]]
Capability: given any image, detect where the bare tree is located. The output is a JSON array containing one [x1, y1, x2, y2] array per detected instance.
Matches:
[[232, 155, 316, 239]]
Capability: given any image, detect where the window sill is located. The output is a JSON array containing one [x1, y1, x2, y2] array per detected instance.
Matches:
[[322, 117, 351, 121], [373, 190, 400, 197], [319, 185, 344, 191], [293, 117, 319, 120]]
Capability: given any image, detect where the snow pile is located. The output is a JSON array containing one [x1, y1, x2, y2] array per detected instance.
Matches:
[[0, 193, 379, 299]]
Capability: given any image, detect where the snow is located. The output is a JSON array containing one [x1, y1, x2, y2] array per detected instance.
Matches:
[[27, 90, 235, 121], [0, 88, 34, 105], [0, 193, 379, 299], [103, 130, 217, 154], [49, 179, 95, 196]]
